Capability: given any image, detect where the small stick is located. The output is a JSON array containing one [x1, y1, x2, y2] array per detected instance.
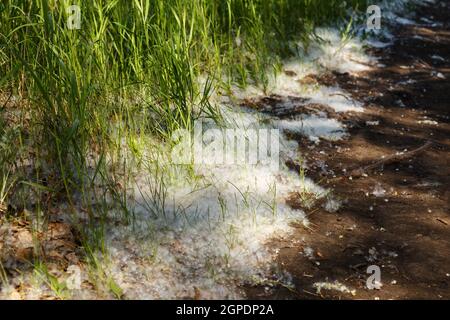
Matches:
[[349, 141, 433, 178], [303, 289, 320, 297]]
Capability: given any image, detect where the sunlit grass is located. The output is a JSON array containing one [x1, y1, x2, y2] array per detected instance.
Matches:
[[0, 0, 368, 294]]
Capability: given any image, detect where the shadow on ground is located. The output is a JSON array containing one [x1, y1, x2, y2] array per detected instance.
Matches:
[[245, 0, 450, 300]]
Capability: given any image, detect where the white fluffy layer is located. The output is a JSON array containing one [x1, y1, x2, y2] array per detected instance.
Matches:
[[97, 25, 372, 297], [99, 8, 432, 298], [47, 25, 370, 300], [275, 115, 346, 142], [101, 106, 324, 299], [1, 0, 429, 300], [304, 86, 363, 113]]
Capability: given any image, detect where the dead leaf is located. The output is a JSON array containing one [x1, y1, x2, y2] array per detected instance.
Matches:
[[284, 70, 297, 77], [64, 252, 80, 264], [15, 229, 33, 249], [15, 247, 33, 261], [47, 222, 73, 240], [194, 286, 201, 300], [0, 203, 7, 215]]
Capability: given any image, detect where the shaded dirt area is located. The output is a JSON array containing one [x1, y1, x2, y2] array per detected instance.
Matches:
[[247, 1, 450, 300]]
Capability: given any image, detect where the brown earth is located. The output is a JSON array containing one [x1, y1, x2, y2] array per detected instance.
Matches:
[[246, 1, 450, 300]]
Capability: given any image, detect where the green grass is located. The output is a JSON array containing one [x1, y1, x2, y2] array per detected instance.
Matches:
[[0, 0, 368, 285], [33, 260, 70, 299]]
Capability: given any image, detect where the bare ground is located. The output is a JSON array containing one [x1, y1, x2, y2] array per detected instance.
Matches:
[[246, 1, 450, 300]]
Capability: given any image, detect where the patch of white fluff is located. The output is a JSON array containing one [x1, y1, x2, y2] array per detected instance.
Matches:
[[395, 16, 417, 25], [363, 0, 435, 48], [223, 99, 349, 142], [96, 104, 328, 299], [274, 115, 346, 142], [380, 0, 441, 29], [230, 26, 378, 100], [303, 246, 315, 259], [313, 280, 356, 296], [418, 119, 439, 125], [82, 12, 405, 299], [365, 39, 392, 49], [373, 184, 387, 197], [303, 86, 363, 113], [431, 55, 445, 62], [324, 198, 342, 213], [224, 29, 366, 122], [307, 28, 377, 74]]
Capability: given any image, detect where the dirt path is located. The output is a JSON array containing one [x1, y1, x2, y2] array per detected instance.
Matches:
[[247, 1, 450, 300]]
